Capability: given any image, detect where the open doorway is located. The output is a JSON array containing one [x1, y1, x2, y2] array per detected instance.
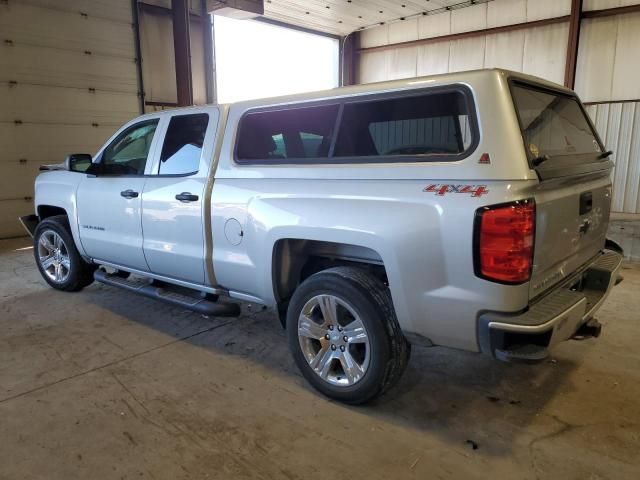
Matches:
[[213, 16, 339, 104]]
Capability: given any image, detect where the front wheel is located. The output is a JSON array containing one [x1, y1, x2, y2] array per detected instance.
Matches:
[[33, 215, 96, 291], [287, 266, 410, 404]]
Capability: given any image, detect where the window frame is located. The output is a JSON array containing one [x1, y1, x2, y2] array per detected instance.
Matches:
[[233, 84, 479, 166], [92, 119, 160, 176], [156, 113, 211, 177], [507, 77, 607, 173], [234, 101, 341, 164]]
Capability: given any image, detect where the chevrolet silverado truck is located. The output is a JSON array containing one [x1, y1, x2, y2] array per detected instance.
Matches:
[[21, 69, 624, 404]]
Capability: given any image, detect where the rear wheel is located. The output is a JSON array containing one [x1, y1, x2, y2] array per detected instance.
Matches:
[[33, 215, 96, 291], [287, 266, 410, 404]]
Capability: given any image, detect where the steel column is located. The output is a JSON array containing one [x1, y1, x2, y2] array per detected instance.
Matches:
[[340, 32, 358, 86], [564, 0, 583, 88], [172, 0, 193, 106], [201, 0, 216, 104]]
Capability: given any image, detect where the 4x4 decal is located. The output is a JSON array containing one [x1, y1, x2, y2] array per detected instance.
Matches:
[[423, 184, 489, 197]]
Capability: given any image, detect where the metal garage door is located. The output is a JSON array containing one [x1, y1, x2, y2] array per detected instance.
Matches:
[[0, 0, 141, 238]]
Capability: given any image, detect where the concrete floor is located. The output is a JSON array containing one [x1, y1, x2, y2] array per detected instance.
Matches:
[[1, 235, 639, 480]]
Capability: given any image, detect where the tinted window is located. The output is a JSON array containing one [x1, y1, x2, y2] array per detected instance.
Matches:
[[236, 104, 339, 161], [511, 83, 601, 159], [334, 91, 472, 158], [100, 120, 159, 175], [159, 114, 209, 175]]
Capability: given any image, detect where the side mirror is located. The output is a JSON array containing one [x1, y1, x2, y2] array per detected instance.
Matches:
[[64, 154, 93, 173]]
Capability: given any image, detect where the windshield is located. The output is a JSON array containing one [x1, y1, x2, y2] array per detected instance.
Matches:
[[511, 83, 602, 160]]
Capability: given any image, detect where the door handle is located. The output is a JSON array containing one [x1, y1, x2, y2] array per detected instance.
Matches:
[[120, 189, 139, 199], [175, 192, 199, 202]]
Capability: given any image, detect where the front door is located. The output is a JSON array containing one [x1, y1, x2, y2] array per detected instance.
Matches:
[[77, 119, 160, 271], [141, 110, 218, 284]]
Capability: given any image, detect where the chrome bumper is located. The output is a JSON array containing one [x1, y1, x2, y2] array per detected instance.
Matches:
[[478, 249, 624, 358]]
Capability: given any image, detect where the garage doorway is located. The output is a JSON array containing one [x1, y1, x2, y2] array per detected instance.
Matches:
[[213, 16, 339, 104]]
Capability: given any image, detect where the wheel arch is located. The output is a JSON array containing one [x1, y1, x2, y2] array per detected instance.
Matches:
[[271, 238, 389, 328], [37, 205, 68, 220]]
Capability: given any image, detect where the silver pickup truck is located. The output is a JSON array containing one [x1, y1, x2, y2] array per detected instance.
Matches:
[[22, 69, 623, 404]]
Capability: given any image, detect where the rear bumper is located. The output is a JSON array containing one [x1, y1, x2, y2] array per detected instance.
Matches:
[[478, 249, 623, 361]]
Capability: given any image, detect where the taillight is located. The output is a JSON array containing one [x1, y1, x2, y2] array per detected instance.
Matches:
[[474, 200, 535, 284]]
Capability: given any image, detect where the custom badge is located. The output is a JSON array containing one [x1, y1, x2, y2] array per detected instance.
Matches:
[[423, 184, 489, 197]]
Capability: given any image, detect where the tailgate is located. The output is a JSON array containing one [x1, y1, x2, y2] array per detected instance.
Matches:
[[529, 174, 612, 298], [509, 80, 614, 298]]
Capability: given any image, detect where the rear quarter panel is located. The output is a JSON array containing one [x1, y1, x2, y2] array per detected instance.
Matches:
[[210, 70, 541, 351], [211, 179, 538, 351]]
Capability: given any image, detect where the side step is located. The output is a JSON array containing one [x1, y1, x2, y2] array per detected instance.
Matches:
[[94, 269, 241, 317]]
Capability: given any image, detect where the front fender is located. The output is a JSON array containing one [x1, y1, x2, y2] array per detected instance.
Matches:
[[34, 171, 85, 255]]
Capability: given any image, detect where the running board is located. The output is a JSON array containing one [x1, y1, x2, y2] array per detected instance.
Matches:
[[94, 269, 241, 317]]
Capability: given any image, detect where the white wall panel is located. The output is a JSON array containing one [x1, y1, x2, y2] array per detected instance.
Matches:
[[358, 50, 391, 84], [574, 17, 617, 102], [449, 37, 486, 72], [522, 23, 568, 84], [0, 84, 139, 125], [0, 44, 139, 93], [611, 12, 640, 100], [0, 3, 136, 58], [1, 163, 46, 201], [15, 0, 133, 23], [487, 0, 527, 27], [526, 0, 571, 21], [418, 11, 452, 39], [575, 12, 640, 102], [416, 42, 451, 76], [450, 3, 488, 34], [605, 103, 624, 211], [387, 47, 418, 80], [0, 200, 37, 238], [0, 124, 115, 164], [360, 24, 389, 49], [388, 18, 419, 44], [626, 107, 640, 213], [484, 31, 525, 71]]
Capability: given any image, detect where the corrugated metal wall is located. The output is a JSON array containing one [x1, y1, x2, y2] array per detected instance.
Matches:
[[357, 0, 640, 213], [585, 103, 640, 213], [578, 6, 640, 215], [0, 0, 141, 238]]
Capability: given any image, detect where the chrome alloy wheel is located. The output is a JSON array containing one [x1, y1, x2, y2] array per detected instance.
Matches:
[[298, 294, 371, 387], [37, 230, 71, 284]]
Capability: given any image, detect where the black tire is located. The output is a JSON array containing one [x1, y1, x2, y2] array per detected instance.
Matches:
[[287, 266, 410, 404], [33, 215, 96, 291]]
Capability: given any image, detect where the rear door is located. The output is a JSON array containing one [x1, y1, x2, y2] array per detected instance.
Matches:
[[141, 109, 219, 285], [510, 81, 613, 298]]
